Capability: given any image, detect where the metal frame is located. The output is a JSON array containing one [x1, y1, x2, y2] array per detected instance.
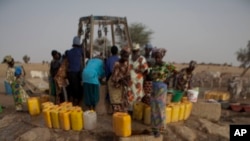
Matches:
[[77, 15, 132, 67]]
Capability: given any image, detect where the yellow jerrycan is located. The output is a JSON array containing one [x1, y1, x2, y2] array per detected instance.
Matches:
[[27, 97, 41, 116], [50, 108, 60, 129], [171, 103, 180, 122], [70, 109, 83, 131], [43, 107, 53, 128], [113, 112, 131, 137], [183, 101, 193, 120], [166, 106, 172, 124], [143, 105, 151, 125], [178, 103, 185, 121], [132, 102, 144, 120], [42, 102, 54, 110], [59, 109, 71, 130]]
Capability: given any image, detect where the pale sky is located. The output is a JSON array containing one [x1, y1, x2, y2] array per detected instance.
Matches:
[[0, 0, 250, 66]]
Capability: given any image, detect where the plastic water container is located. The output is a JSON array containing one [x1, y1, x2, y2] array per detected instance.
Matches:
[[170, 103, 180, 122], [183, 102, 193, 120], [178, 103, 185, 121], [187, 88, 199, 102], [143, 105, 151, 125], [113, 112, 131, 137], [42, 102, 54, 110], [166, 106, 172, 124], [50, 109, 60, 129], [172, 90, 184, 102], [4, 81, 12, 95], [59, 109, 71, 130], [70, 110, 83, 131], [83, 110, 97, 130], [43, 108, 52, 128], [27, 97, 41, 116], [133, 102, 144, 120]]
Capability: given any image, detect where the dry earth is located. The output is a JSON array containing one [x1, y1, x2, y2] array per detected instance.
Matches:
[[0, 63, 250, 141]]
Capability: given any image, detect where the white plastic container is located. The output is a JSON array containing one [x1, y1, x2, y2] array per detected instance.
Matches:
[[187, 88, 199, 102], [83, 110, 97, 130]]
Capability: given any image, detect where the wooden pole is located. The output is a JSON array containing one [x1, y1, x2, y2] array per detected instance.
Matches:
[[90, 15, 94, 59], [111, 23, 115, 46]]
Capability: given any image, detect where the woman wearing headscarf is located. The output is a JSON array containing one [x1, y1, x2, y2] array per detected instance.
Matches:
[[108, 46, 131, 112], [11, 67, 29, 111], [174, 60, 196, 95], [128, 43, 148, 112], [82, 56, 105, 110], [150, 48, 176, 137], [3, 55, 28, 111], [142, 44, 155, 105]]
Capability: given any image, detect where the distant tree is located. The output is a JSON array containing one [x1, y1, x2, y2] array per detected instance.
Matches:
[[236, 40, 250, 76], [129, 23, 153, 47], [23, 55, 30, 64]]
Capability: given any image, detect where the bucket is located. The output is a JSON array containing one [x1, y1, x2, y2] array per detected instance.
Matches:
[[4, 81, 12, 95], [172, 90, 184, 102], [83, 110, 97, 130], [187, 89, 199, 102]]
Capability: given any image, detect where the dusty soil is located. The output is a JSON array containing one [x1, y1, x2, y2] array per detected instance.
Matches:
[[0, 63, 250, 141]]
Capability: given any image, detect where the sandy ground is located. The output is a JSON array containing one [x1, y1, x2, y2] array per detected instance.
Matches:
[[1, 63, 250, 141]]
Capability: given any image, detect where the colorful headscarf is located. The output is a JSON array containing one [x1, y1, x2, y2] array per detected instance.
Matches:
[[155, 48, 167, 57], [3, 55, 13, 63]]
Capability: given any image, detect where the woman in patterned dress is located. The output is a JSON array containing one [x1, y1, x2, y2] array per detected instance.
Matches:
[[174, 60, 196, 96], [150, 48, 176, 137], [108, 46, 131, 112], [3, 56, 28, 111], [128, 43, 148, 111]]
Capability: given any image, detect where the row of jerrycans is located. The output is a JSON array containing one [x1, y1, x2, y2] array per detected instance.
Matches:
[[27, 96, 97, 131], [133, 100, 193, 125], [112, 101, 192, 137], [42, 102, 97, 131], [42, 102, 85, 131]]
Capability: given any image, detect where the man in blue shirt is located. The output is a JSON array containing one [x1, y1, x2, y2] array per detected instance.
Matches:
[[67, 36, 84, 106], [105, 46, 119, 81]]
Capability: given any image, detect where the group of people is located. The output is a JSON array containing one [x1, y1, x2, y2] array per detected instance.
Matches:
[[47, 35, 197, 137], [106, 43, 196, 137]]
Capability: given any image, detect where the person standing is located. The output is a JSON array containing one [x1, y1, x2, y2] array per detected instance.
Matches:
[[105, 45, 119, 81], [49, 50, 61, 104], [174, 60, 196, 95], [128, 43, 148, 112], [82, 57, 105, 110], [150, 48, 176, 137], [11, 67, 29, 111], [3, 55, 27, 111], [54, 50, 69, 103], [108, 46, 131, 112], [67, 36, 84, 106], [142, 43, 154, 105]]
